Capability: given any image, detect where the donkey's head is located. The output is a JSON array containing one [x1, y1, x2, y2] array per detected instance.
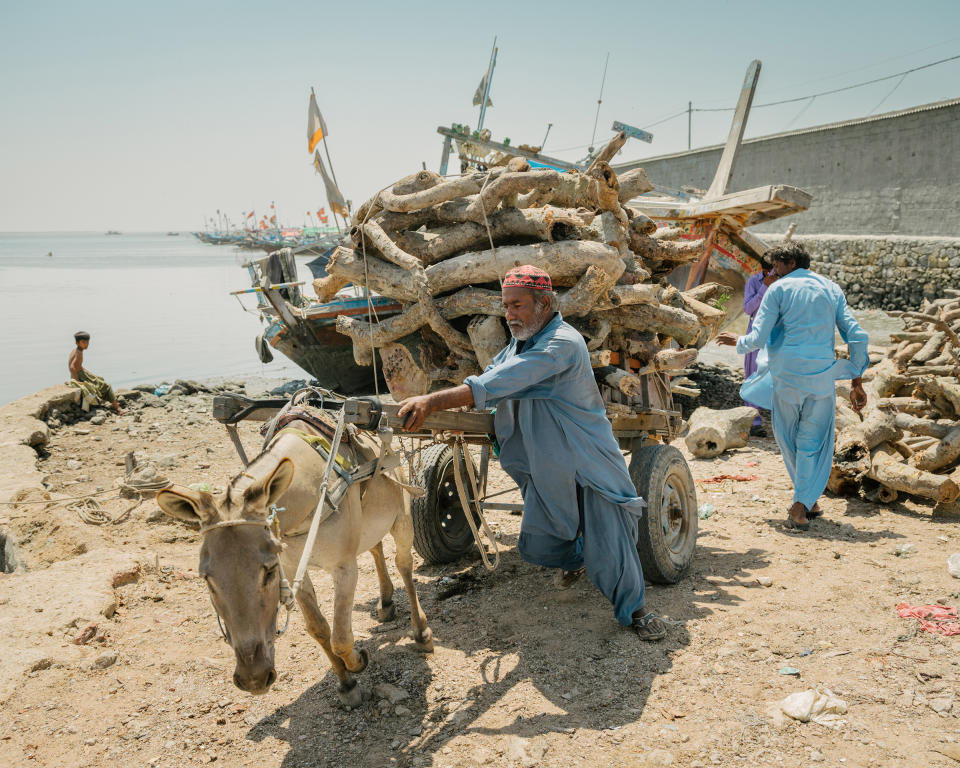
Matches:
[[156, 457, 295, 695]]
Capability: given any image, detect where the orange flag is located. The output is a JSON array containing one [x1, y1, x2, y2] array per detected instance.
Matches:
[[307, 92, 328, 153]]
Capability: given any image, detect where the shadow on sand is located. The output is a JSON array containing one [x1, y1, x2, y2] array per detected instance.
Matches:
[[246, 541, 770, 767]]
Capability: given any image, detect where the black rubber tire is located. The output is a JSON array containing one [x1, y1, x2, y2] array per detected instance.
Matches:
[[629, 443, 698, 584], [410, 444, 479, 564]]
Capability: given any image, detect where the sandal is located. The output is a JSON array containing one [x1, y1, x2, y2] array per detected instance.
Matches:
[[555, 566, 585, 590], [785, 517, 810, 531], [631, 611, 667, 642], [806, 504, 822, 519]]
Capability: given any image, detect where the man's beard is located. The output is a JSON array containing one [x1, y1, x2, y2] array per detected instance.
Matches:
[[508, 301, 550, 340]]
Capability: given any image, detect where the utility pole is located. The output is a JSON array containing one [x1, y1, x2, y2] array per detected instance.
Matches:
[[688, 101, 692, 150]]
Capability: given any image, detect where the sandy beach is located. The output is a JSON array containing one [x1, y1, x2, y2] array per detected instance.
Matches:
[[1, 376, 958, 768]]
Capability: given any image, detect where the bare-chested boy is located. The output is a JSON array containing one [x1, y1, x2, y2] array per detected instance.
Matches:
[[69, 331, 124, 415]]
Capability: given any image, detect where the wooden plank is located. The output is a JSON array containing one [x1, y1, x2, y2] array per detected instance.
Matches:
[[705, 60, 761, 199], [436, 126, 581, 171], [637, 184, 812, 221], [345, 398, 496, 434]]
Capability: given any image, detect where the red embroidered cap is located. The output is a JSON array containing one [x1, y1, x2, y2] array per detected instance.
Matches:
[[502, 265, 553, 291]]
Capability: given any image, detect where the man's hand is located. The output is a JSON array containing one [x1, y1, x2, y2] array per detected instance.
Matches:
[[397, 395, 435, 432], [849, 378, 867, 413], [762, 272, 778, 287], [714, 331, 739, 347]]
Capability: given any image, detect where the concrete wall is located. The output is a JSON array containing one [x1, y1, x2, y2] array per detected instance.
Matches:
[[762, 234, 960, 310], [625, 99, 960, 237]]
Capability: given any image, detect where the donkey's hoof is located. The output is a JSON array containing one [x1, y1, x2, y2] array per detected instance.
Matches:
[[377, 601, 397, 622], [413, 627, 434, 653], [345, 647, 370, 675], [337, 680, 363, 709]]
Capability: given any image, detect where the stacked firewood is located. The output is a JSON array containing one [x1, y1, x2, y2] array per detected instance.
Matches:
[[312, 133, 730, 401], [829, 288, 960, 506]]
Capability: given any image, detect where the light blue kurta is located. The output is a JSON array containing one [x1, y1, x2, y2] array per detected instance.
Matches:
[[736, 269, 869, 509], [465, 312, 647, 625]]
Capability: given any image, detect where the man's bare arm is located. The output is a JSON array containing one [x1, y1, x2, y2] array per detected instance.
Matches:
[[396, 384, 475, 431]]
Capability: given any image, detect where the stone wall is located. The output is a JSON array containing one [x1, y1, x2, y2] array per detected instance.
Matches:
[[761, 234, 960, 310], [617, 98, 960, 237]]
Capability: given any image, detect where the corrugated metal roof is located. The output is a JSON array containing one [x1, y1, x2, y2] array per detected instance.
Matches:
[[613, 97, 960, 170]]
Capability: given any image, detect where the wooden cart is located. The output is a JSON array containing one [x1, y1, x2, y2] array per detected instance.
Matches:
[[212, 375, 698, 584]]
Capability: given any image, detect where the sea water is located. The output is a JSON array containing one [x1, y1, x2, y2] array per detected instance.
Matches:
[[0, 232, 316, 404], [0, 232, 904, 405]]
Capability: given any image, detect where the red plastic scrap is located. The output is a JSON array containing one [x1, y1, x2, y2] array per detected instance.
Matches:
[[700, 474, 758, 484], [896, 602, 960, 636]]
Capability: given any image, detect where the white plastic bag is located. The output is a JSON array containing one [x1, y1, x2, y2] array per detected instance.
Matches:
[[948, 553, 960, 579], [780, 686, 848, 726]]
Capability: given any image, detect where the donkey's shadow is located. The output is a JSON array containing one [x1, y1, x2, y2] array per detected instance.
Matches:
[[247, 543, 768, 767]]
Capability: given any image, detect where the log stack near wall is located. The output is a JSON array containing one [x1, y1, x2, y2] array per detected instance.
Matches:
[[315, 134, 732, 401], [830, 288, 960, 506]]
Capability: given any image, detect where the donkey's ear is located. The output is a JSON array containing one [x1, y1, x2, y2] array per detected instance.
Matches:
[[156, 485, 216, 526], [246, 457, 295, 509]]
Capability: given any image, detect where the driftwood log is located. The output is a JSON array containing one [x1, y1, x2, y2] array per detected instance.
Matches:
[[684, 406, 758, 459], [324, 138, 739, 396]]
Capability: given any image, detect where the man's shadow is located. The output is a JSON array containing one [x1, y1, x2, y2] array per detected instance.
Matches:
[[246, 541, 770, 766]]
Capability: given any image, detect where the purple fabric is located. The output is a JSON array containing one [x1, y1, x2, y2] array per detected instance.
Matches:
[[742, 272, 769, 424]]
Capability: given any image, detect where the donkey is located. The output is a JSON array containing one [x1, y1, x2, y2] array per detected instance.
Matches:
[[156, 421, 433, 707]]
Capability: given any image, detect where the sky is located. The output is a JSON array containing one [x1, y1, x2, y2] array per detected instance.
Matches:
[[2, 0, 959, 232]]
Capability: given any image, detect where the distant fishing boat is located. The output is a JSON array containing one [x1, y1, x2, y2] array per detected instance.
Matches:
[[105, 230, 121, 235], [166, 231, 180, 236]]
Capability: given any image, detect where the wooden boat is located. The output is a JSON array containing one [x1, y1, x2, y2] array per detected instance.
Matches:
[[238, 250, 401, 393]]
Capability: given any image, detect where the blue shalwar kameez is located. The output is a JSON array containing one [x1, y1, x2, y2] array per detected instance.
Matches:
[[736, 269, 869, 509], [464, 312, 647, 626]]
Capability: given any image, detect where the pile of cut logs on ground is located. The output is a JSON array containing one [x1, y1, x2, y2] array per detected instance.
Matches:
[[313, 132, 730, 401], [830, 288, 960, 507]]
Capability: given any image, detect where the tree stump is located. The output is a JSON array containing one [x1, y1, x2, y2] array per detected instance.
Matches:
[[684, 406, 758, 459]]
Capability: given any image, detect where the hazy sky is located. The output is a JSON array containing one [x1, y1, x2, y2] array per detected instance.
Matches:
[[2, 0, 958, 232]]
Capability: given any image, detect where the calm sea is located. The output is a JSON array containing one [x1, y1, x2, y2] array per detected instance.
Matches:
[[0, 232, 316, 405], [0, 232, 901, 405]]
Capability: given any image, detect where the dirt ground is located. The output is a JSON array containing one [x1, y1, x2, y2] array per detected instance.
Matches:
[[2, 386, 960, 768]]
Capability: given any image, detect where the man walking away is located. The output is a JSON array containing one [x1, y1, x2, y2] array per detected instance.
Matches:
[[717, 244, 868, 530], [398, 265, 666, 640], [69, 331, 124, 415]]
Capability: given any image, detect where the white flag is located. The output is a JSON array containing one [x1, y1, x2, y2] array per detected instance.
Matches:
[[313, 151, 348, 217]]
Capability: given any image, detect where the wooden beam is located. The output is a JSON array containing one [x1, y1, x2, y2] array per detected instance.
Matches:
[[436, 126, 582, 171], [705, 59, 761, 200], [637, 184, 812, 221]]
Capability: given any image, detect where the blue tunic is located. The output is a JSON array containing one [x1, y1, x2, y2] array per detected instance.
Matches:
[[465, 312, 648, 625], [736, 269, 869, 509]]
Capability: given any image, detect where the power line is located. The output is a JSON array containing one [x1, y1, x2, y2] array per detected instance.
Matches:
[[691, 52, 960, 113]]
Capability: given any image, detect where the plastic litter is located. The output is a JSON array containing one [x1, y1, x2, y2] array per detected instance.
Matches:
[[779, 686, 847, 726], [188, 482, 213, 493], [697, 503, 715, 519], [948, 553, 960, 579], [779, 666, 801, 677], [894, 542, 917, 557], [154, 384, 171, 396]]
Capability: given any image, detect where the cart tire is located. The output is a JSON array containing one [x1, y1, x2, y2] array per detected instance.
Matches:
[[410, 444, 479, 564], [629, 443, 698, 584]]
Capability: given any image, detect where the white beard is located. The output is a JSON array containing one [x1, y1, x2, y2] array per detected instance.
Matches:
[[508, 302, 550, 340]]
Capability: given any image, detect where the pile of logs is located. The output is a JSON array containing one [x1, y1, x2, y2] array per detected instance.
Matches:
[[314, 132, 730, 400], [829, 288, 960, 507]]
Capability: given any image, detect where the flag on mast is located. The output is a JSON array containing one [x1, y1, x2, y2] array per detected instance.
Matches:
[[472, 72, 493, 107], [313, 151, 348, 217], [307, 93, 328, 153]]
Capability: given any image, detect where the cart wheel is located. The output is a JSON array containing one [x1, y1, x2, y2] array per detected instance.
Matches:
[[629, 443, 698, 584], [410, 444, 479, 564]]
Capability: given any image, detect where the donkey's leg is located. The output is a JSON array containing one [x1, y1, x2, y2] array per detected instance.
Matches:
[[330, 560, 369, 675], [369, 541, 396, 622], [295, 573, 362, 707], [391, 511, 434, 652]]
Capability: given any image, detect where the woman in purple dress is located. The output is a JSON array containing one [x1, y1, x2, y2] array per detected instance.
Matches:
[[742, 258, 776, 436]]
